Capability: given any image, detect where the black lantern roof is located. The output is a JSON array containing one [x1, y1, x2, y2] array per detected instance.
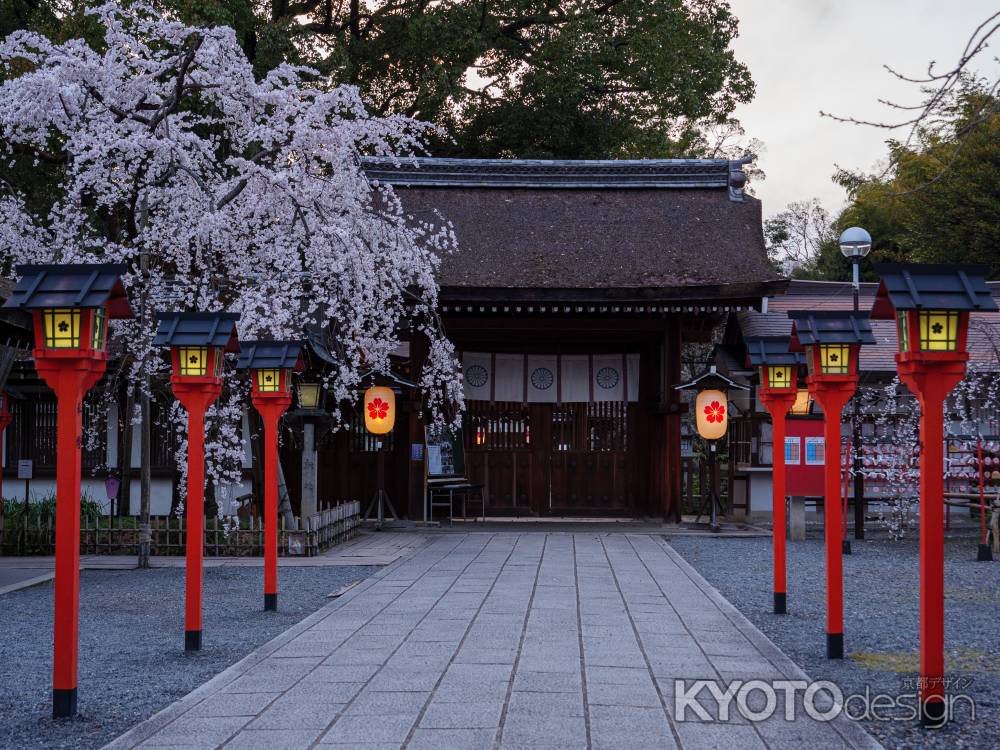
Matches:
[[787, 311, 876, 350], [744, 336, 803, 367], [236, 341, 304, 370], [870, 263, 999, 319], [673, 365, 749, 392], [4, 264, 132, 318], [154, 312, 240, 352]]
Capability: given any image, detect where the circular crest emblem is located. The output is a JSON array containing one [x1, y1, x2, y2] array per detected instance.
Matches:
[[596, 367, 620, 389], [530, 367, 555, 390], [465, 364, 489, 388]]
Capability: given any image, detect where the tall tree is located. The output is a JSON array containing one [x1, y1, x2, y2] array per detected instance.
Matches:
[[0, 1, 463, 516], [123, 0, 755, 159], [785, 80, 1000, 281]]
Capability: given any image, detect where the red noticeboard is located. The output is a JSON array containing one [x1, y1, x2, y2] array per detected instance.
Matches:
[[785, 416, 825, 497]]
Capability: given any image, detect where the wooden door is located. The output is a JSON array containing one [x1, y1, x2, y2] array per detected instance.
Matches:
[[547, 401, 634, 515]]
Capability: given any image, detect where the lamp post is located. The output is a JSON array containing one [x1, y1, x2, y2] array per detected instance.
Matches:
[[746, 337, 803, 614], [871, 263, 997, 727], [362, 384, 397, 528], [4, 264, 132, 718], [674, 367, 748, 532], [154, 312, 240, 650], [237, 341, 304, 611], [293, 379, 325, 520], [839, 227, 873, 552], [788, 311, 874, 659]]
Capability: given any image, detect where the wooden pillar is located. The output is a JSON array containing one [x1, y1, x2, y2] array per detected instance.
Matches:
[[663, 322, 683, 521]]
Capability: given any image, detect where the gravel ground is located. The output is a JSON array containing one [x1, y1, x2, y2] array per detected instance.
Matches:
[[670, 528, 1000, 750], [0, 564, 376, 750]]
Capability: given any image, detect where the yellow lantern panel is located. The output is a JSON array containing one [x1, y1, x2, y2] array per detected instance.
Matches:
[[918, 310, 958, 352], [819, 344, 850, 375], [695, 389, 728, 441], [178, 346, 209, 376], [364, 386, 395, 435], [766, 365, 793, 390], [42, 308, 81, 349], [256, 368, 282, 392], [297, 382, 321, 410]]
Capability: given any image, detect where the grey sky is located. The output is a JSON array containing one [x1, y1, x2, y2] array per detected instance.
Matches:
[[728, 0, 1000, 218]]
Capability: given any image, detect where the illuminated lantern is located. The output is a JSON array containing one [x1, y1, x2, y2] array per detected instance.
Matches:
[[154, 312, 240, 651], [788, 310, 874, 662], [4, 263, 132, 719], [295, 381, 322, 411], [790, 388, 813, 415], [364, 385, 396, 435], [674, 366, 748, 532], [872, 262, 997, 726], [237, 341, 305, 612], [695, 389, 728, 441]]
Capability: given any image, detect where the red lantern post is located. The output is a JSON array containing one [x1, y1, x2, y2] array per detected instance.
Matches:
[[238, 342, 304, 611], [155, 313, 240, 649], [4, 264, 132, 718], [746, 337, 803, 614], [872, 263, 997, 727], [789, 311, 874, 659]]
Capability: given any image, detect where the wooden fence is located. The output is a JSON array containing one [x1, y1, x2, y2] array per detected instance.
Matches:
[[0, 500, 361, 557]]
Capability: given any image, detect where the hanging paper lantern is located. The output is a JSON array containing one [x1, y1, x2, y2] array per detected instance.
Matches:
[[364, 386, 395, 435], [695, 389, 728, 441]]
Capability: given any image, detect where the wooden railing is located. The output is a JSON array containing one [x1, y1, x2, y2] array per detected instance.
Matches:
[[0, 500, 361, 557]]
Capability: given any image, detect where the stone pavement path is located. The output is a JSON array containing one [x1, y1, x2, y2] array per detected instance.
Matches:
[[105, 533, 880, 750]]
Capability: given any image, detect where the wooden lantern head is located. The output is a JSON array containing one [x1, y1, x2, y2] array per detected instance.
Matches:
[[155, 312, 240, 383], [236, 341, 305, 397], [788, 311, 874, 384], [745, 336, 801, 395], [5, 264, 132, 357], [871, 263, 997, 361]]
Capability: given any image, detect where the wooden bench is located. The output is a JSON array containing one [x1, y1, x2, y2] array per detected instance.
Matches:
[[427, 477, 486, 523]]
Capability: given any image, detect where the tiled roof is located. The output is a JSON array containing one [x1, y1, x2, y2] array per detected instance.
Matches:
[[4, 264, 132, 318], [236, 341, 304, 370], [363, 157, 751, 197], [153, 312, 240, 351]]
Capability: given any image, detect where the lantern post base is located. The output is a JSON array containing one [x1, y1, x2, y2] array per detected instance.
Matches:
[[185, 630, 202, 651], [264, 593, 277, 612], [842, 540, 852, 555], [977, 544, 993, 562], [826, 632, 843, 659], [920, 698, 947, 729], [52, 688, 78, 719], [773, 592, 786, 615]]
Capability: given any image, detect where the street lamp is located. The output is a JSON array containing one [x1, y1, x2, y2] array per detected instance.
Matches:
[[237, 341, 304, 611], [872, 262, 997, 727], [154, 312, 240, 651], [746, 337, 803, 614], [840, 226, 873, 548], [362, 384, 398, 527], [4, 263, 132, 718], [788, 311, 874, 660], [295, 380, 322, 411], [674, 366, 748, 532]]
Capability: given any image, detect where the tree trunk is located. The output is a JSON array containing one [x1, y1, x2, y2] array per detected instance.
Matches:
[[137, 249, 152, 568], [117, 383, 135, 516]]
